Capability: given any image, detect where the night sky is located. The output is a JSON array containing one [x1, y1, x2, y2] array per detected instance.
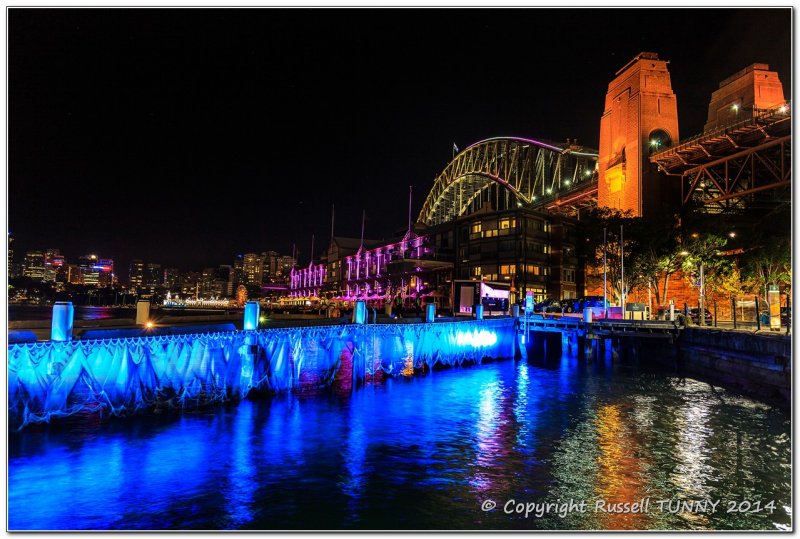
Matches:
[[8, 8, 791, 274]]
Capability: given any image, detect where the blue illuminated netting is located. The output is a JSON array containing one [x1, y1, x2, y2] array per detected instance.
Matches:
[[8, 319, 515, 429]]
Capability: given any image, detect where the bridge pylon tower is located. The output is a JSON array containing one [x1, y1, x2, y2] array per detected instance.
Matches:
[[597, 52, 680, 218]]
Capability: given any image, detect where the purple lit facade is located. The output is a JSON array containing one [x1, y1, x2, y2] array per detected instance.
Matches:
[[289, 262, 326, 299], [289, 230, 453, 305]]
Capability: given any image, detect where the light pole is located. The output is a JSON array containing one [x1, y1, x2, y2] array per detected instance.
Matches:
[[680, 248, 704, 326], [620, 225, 625, 312], [603, 227, 607, 317], [699, 260, 705, 327]]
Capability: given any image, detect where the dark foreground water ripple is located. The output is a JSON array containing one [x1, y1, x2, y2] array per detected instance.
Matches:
[[8, 356, 791, 530]]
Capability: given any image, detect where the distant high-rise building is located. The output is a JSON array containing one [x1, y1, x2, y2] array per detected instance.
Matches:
[[129, 259, 144, 289], [201, 267, 216, 296], [145, 263, 162, 287], [66, 264, 82, 284], [44, 249, 65, 282], [8, 233, 14, 277], [216, 265, 233, 297], [78, 255, 100, 285], [97, 258, 114, 287], [263, 250, 280, 282], [163, 267, 180, 289], [23, 251, 45, 280], [277, 255, 294, 283], [232, 255, 245, 291], [180, 271, 201, 297], [243, 253, 265, 286]]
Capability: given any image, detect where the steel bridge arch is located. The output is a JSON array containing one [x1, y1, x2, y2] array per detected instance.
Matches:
[[418, 137, 598, 226]]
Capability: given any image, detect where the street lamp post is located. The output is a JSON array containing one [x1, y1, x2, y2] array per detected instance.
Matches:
[[620, 225, 625, 312], [603, 227, 607, 317], [699, 260, 705, 327]]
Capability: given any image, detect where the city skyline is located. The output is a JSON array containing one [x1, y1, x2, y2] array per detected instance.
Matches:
[[8, 8, 791, 273]]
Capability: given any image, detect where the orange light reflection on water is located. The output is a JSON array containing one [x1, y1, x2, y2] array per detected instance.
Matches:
[[594, 403, 648, 530]]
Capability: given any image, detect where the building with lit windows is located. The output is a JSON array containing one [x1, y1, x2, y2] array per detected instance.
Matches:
[[242, 253, 265, 286], [163, 267, 180, 290], [97, 258, 114, 287], [23, 251, 45, 280], [287, 210, 581, 308], [66, 264, 82, 284], [8, 233, 14, 276], [43, 249, 64, 282], [129, 259, 144, 289], [144, 263, 161, 287], [448, 207, 581, 303], [77, 255, 99, 285]]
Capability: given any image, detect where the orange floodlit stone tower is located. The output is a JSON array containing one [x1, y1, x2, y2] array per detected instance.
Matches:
[[703, 63, 785, 131], [597, 52, 680, 217]]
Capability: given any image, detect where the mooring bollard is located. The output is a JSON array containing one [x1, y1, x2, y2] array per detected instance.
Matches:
[[425, 302, 436, 323], [136, 299, 151, 325], [583, 307, 593, 323], [474, 304, 484, 320], [51, 301, 74, 342], [244, 301, 260, 330], [353, 300, 367, 324]]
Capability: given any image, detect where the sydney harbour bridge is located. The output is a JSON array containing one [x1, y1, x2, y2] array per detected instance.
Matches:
[[417, 56, 790, 227], [418, 137, 599, 226]]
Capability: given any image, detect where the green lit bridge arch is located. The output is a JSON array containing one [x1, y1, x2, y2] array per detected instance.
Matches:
[[418, 137, 599, 226]]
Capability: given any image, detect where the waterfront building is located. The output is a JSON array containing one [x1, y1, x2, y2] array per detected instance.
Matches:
[[43, 249, 64, 282], [243, 253, 265, 286], [261, 251, 279, 283], [287, 211, 584, 308], [97, 258, 114, 287], [78, 255, 100, 286], [180, 271, 201, 298], [10, 262, 24, 279], [23, 251, 45, 280], [446, 208, 581, 303], [320, 236, 382, 299], [200, 267, 217, 297], [7, 233, 14, 276], [275, 255, 293, 284], [129, 259, 144, 289], [66, 264, 82, 285], [231, 255, 245, 292], [163, 267, 180, 289], [145, 263, 161, 287], [216, 265, 233, 297]]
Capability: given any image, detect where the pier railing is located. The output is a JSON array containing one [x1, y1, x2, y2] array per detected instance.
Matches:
[[8, 318, 516, 430]]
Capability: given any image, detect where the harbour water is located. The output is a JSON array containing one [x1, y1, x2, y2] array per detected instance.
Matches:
[[8, 304, 233, 321], [8, 354, 791, 530]]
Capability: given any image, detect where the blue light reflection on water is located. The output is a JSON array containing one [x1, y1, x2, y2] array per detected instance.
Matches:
[[8, 357, 792, 531]]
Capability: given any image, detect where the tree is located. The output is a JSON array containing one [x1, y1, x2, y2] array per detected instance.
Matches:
[[579, 208, 669, 305], [680, 233, 733, 313], [742, 235, 791, 303]]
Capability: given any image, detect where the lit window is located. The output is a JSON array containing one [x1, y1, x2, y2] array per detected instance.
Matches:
[[500, 264, 516, 275], [471, 222, 482, 233]]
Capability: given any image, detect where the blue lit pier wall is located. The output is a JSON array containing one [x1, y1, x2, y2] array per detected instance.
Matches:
[[8, 318, 515, 429]]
